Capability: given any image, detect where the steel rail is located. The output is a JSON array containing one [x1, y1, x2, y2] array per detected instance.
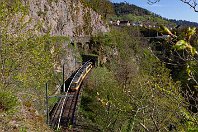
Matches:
[[56, 60, 91, 130], [50, 98, 63, 128]]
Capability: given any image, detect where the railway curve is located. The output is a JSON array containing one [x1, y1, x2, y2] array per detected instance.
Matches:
[[49, 60, 93, 131]]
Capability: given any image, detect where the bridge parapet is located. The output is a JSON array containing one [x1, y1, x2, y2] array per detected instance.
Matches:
[[71, 36, 91, 44]]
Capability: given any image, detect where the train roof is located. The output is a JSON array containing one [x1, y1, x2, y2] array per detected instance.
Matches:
[[69, 61, 92, 84], [72, 63, 91, 83]]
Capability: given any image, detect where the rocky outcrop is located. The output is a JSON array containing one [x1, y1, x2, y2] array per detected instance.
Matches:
[[24, 0, 109, 37], [20, 0, 109, 78], [0, 1, 108, 131]]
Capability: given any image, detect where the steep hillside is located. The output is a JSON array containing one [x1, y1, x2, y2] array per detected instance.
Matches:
[[169, 19, 198, 27], [25, 0, 109, 36], [0, 0, 108, 131], [73, 2, 198, 131], [112, 2, 172, 26], [113, 2, 151, 16], [112, 2, 198, 27]]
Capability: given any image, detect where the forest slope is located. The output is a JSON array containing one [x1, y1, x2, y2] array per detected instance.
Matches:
[[112, 2, 198, 27], [0, 0, 108, 131]]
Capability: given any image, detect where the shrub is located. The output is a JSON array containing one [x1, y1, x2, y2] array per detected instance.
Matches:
[[0, 90, 18, 112]]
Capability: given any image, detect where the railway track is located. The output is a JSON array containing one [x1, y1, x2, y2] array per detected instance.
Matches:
[[61, 88, 80, 129], [49, 61, 92, 131], [50, 90, 80, 129]]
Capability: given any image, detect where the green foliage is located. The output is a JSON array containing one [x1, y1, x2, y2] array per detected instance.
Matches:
[[0, 90, 18, 113], [114, 2, 151, 16], [48, 97, 59, 110], [112, 2, 175, 26], [188, 127, 198, 132], [0, 0, 69, 91], [80, 67, 130, 131], [0, 32, 67, 89], [159, 25, 174, 35], [173, 40, 189, 50], [19, 127, 27, 132], [186, 27, 196, 40], [81, 0, 114, 19], [81, 58, 190, 131], [0, 0, 69, 119], [89, 27, 142, 59], [80, 26, 195, 131], [150, 25, 198, 130], [151, 26, 198, 84]]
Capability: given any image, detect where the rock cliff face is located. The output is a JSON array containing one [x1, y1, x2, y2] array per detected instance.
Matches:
[[22, 0, 108, 78], [0, 1, 108, 131], [24, 0, 108, 37]]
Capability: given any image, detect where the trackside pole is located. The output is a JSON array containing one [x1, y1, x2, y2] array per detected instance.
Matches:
[[63, 64, 65, 92], [45, 83, 49, 125]]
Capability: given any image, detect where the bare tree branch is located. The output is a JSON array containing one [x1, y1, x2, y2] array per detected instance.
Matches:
[[181, 0, 198, 12], [147, 0, 160, 5], [139, 123, 150, 132], [147, 0, 198, 12]]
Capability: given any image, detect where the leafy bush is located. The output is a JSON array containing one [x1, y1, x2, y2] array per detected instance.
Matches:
[[79, 26, 198, 131], [0, 90, 18, 112]]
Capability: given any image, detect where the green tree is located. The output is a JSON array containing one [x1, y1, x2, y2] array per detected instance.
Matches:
[[150, 25, 198, 130], [82, 0, 114, 18], [0, 0, 68, 114], [79, 26, 197, 131]]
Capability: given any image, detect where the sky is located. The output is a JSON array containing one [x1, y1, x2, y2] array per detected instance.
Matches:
[[112, 0, 198, 22]]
